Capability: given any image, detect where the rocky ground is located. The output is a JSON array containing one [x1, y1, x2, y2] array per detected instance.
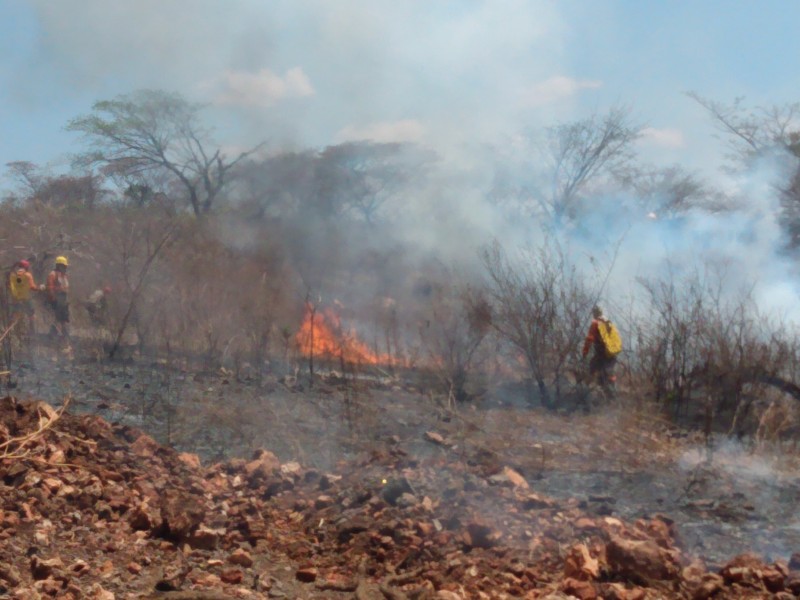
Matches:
[[3, 353, 800, 599]]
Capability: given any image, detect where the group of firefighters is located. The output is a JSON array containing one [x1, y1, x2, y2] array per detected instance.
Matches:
[[6, 256, 618, 395], [5, 255, 111, 351]]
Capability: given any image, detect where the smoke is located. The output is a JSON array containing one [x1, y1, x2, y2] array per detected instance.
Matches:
[[10, 0, 800, 327]]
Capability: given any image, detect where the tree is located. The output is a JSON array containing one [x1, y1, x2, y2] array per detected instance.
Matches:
[[5, 161, 106, 209], [687, 92, 800, 164], [317, 142, 435, 224], [688, 93, 800, 245], [618, 164, 727, 217], [491, 106, 641, 224], [68, 89, 263, 216]]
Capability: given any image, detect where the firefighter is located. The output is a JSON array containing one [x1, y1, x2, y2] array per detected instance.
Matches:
[[7, 259, 44, 335], [581, 305, 618, 397], [46, 256, 71, 347]]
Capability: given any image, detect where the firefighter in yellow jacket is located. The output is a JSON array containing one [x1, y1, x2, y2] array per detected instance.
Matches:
[[582, 305, 618, 397], [8, 259, 44, 335]]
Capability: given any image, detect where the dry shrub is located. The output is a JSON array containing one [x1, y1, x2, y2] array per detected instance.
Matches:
[[633, 264, 800, 432], [481, 239, 594, 408], [417, 275, 492, 406]]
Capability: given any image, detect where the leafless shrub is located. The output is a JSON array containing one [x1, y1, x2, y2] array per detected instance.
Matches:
[[634, 263, 800, 433], [481, 239, 595, 408], [417, 276, 492, 408]]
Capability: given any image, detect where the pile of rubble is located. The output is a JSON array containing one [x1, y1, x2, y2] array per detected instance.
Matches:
[[1, 395, 798, 599]]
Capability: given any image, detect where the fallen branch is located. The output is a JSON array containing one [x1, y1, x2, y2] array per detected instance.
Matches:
[[0, 398, 71, 460], [0, 316, 20, 345]]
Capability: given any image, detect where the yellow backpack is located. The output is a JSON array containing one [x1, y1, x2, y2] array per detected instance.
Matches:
[[597, 318, 622, 358], [9, 269, 31, 302]]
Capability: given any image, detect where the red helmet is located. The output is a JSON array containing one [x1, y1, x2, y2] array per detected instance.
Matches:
[[19, 259, 30, 269], [103, 286, 112, 295]]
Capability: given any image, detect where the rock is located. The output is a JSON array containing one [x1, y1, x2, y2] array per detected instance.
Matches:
[[606, 536, 679, 585], [177, 452, 202, 470], [425, 431, 447, 445], [126, 562, 142, 575], [720, 553, 768, 587], [186, 524, 225, 550], [280, 461, 303, 478], [762, 565, 786, 592], [464, 521, 500, 549], [130, 433, 160, 457], [502, 466, 529, 489], [220, 569, 244, 584], [128, 501, 162, 532], [600, 583, 646, 600], [159, 490, 205, 542], [381, 477, 414, 505], [521, 492, 555, 510], [295, 567, 318, 583], [88, 583, 115, 600], [244, 449, 281, 482], [228, 548, 254, 568], [564, 543, 600, 581], [789, 552, 800, 571], [561, 577, 598, 599], [688, 573, 724, 600], [396, 492, 418, 508], [435, 591, 463, 600], [0, 563, 22, 586], [786, 573, 800, 594], [30, 556, 63, 581]]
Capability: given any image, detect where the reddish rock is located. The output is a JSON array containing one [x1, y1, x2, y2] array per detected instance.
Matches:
[[130, 433, 160, 457], [606, 536, 679, 585], [128, 501, 162, 532], [228, 547, 253, 568], [126, 562, 142, 575], [220, 569, 244, 584], [186, 524, 225, 550], [688, 573, 724, 600], [502, 466, 529, 489], [30, 555, 64, 580], [160, 490, 205, 541], [178, 452, 202, 470], [564, 543, 600, 581], [562, 576, 598, 599], [244, 449, 280, 482]]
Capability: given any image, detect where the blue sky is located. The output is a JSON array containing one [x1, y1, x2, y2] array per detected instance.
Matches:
[[2, 0, 800, 184]]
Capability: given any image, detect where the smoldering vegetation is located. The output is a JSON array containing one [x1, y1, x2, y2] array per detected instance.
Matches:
[[2, 90, 800, 447]]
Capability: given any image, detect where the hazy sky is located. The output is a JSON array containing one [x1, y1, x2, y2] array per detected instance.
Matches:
[[2, 0, 800, 180]]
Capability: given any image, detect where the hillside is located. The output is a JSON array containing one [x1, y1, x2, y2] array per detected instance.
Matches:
[[2, 392, 799, 599]]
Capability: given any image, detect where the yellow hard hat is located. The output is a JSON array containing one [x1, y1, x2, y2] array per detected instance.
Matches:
[[55, 256, 69, 267]]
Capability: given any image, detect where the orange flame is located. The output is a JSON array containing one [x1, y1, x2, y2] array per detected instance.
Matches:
[[296, 303, 393, 365]]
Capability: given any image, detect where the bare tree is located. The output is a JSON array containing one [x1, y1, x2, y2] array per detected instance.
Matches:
[[618, 164, 729, 217], [67, 89, 263, 216], [687, 92, 800, 164], [317, 141, 435, 224], [491, 106, 641, 224]]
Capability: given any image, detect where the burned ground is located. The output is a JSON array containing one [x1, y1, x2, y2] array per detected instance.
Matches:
[[2, 349, 800, 599]]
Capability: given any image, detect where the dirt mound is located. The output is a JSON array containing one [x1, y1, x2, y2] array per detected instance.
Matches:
[[0, 395, 796, 599]]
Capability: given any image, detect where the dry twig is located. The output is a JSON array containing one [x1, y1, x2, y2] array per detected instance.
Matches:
[[0, 397, 71, 460]]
